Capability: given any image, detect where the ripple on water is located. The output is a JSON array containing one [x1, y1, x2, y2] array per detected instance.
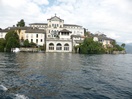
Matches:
[[0, 53, 132, 99]]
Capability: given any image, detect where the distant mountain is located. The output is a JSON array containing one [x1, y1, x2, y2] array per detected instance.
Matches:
[[125, 44, 132, 54]]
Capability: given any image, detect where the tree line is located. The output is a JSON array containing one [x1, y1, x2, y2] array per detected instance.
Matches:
[[77, 37, 125, 54]]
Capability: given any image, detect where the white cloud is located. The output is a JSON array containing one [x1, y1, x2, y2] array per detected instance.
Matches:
[[32, 0, 49, 5], [0, 0, 132, 43]]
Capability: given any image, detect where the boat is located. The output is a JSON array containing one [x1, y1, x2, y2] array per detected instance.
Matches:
[[12, 48, 20, 52]]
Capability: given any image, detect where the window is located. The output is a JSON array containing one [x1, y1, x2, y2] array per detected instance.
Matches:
[[49, 43, 54, 50], [106, 40, 108, 44], [48, 35, 50, 37], [54, 24, 56, 28], [31, 39, 33, 42], [36, 34, 38, 38], [41, 39, 43, 42], [56, 43, 62, 50], [64, 43, 69, 50], [99, 39, 103, 42], [36, 39, 38, 43]]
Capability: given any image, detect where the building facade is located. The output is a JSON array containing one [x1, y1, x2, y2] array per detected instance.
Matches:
[[93, 33, 114, 48], [29, 15, 85, 52], [0, 27, 46, 46]]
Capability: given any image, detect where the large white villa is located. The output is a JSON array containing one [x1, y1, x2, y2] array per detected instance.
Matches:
[[29, 15, 85, 52], [0, 14, 114, 52]]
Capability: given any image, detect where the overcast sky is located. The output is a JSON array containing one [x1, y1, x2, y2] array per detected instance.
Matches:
[[0, 0, 132, 43]]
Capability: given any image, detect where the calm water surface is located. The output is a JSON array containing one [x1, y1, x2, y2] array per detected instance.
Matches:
[[0, 52, 132, 99]]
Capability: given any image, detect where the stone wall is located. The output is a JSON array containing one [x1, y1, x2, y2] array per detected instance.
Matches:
[[112, 50, 126, 54], [20, 48, 39, 52]]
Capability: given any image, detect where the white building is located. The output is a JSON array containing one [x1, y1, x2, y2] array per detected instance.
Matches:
[[25, 28, 45, 46], [0, 30, 7, 39], [0, 27, 46, 46], [30, 14, 85, 52], [93, 34, 114, 48]]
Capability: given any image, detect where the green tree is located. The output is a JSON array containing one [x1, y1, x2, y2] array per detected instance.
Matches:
[[29, 42, 36, 48], [6, 37, 20, 52], [17, 19, 25, 27], [115, 44, 124, 51], [111, 40, 116, 47], [111, 41, 125, 51], [23, 39, 30, 47], [5, 30, 20, 52], [0, 38, 6, 52], [5, 30, 19, 42], [79, 38, 105, 54], [121, 43, 125, 48]]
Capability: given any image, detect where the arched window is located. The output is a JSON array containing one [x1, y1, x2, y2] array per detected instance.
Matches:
[[49, 43, 54, 50], [64, 43, 69, 51], [56, 43, 62, 50]]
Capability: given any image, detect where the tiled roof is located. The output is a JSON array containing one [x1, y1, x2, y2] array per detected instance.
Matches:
[[29, 23, 47, 25], [59, 29, 72, 33], [25, 29, 46, 33], [94, 34, 114, 41], [0, 27, 46, 34], [64, 24, 82, 27], [0, 27, 33, 32], [0, 29, 9, 32], [9, 27, 33, 30]]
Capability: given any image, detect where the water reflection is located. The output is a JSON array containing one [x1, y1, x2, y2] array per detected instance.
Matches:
[[0, 52, 132, 99]]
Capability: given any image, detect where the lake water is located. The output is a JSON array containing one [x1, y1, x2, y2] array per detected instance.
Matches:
[[0, 52, 132, 99]]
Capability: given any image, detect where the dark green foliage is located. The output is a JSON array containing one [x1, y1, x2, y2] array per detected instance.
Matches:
[[0, 38, 6, 52], [22, 39, 37, 48], [5, 30, 20, 52], [29, 42, 36, 47], [79, 38, 105, 54], [23, 39, 30, 47], [23, 40, 37, 47], [115, 44, 124, 51], [5, 30, 19, 42], [6, 37, 20, 52], [121, 43, 125, 48], [17, 19, 25, 27], [111, 41, 125, 51], [39, 44, 46, 51], [42, 44, 46, 51]]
